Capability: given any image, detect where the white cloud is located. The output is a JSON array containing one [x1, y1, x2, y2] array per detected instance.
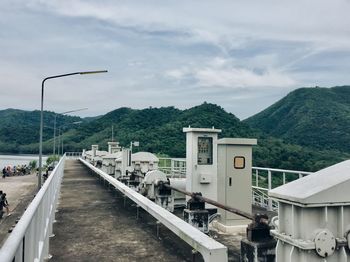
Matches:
[[195, 68, 295, 88], [165, 57, 296, 89], [0, 0, 349, 119], [23, 0, 350, 51]]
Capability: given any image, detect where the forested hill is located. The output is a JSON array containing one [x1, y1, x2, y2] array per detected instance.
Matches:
[[49, 103, 256, 157], [0, 108, 81, 153], [245, 86, 350, 153], [1, 103, 349, 171]]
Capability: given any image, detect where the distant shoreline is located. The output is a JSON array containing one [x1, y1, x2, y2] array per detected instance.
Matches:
[[0, 154, 49, 157]]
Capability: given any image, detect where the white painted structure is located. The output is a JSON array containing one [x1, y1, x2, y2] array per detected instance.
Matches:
[[102, 151, 122, 175], [217, 138, 257, 227], [115, 148, 131, 178], [139, 170, 168, 199], [0, 155, 66, 262], [130, 152, 159, 174], [85, 145, 108, 165], [107, 141, 121, 154], [138, 170, 186, 211], [183, 127, 221, 206], [270, 160, 350, 261], [101, 142, 122, 175], [80, 158, 228, 262]]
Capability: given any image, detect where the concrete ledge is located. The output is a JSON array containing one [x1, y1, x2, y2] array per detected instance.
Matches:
[[79, 158, 228, 262]]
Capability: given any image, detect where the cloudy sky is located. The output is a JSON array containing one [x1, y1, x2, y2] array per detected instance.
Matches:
[[1, 0, 350, 119]]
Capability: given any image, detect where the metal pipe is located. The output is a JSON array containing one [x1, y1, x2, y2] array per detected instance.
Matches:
[[163, 184, 253, 220]]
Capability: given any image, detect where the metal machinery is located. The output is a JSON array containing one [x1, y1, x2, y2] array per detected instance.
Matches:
[[115, 148, 131, 181], [138, 170, 186, 212], [139, 170, 168, 200], [85, 144, 108, 167], [116, 151, 159, 189], [101, 142, 122, 175], [241, 214, 276, 262], [216, 138, 257, 229], [184, 193, 209, 233], [269, 160, 350, 261], [183, 127, 221, 208]]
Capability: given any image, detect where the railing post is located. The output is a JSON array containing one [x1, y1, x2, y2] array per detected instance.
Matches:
[[268, 170, 273, 211], [283, 172, 286, 185], [171, 159, 175, 176], [255, 169, 258, 187]]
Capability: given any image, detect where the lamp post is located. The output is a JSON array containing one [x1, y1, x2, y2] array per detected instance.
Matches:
[[130, 141, 139, 154], [57, 121, 83, 155], [53, 108, 87, 156], [39, 70, 107, 190]]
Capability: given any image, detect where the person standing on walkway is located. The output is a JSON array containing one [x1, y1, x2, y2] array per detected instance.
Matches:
[[1, 193, 11, 216], [2, 167, 6, 178], [0, 190, 4, 218]]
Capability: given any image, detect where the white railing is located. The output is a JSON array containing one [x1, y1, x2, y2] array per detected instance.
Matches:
[[79, 158, 228, 262], [252, 167, 312, 211], [158, 157, 186, 177], [0, 155, 66, 262], [157, 157, 312, 212], [65, 151, 82, 159]]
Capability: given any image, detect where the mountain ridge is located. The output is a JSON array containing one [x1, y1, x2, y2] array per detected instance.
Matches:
[[0, 99, 349, 171], [245, 86, 350, 153]]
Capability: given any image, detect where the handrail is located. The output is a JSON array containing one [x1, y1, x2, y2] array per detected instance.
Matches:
[[79, 158, 228, 262], [0, 155, 66, 261], [157, 157, 312, 211], [252, 166, 312, 175]]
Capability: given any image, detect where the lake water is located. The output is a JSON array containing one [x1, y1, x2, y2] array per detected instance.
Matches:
[[0, 154, 48, 168]]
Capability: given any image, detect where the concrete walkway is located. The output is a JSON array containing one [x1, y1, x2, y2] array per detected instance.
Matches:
[[0, 173, 37, 213], [0, 174, 37, 245], [50, 160, 191, 262]]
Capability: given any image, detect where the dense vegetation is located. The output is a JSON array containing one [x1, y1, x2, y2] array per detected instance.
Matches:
[[245, 86, 350, 153], [1, 98, 349, 172], [0, 108, 81, 153]]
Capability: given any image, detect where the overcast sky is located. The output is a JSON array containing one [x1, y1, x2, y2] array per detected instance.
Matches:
[[1, 0, 350, 119]]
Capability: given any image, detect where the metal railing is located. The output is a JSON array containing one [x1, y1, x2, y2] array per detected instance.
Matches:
[[79, 158, 228, 262], [157, 157, 312, 211], [65, 151, 82, 159], [0, 155, 66, 262], [158, 157, 186, 177], [252, 167, 312, 211]]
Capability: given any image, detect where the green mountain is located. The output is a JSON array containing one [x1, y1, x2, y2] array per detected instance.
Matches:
[[46, 103, 350, 171], [59, 103, 256, 157], [1, 103, 349, 171], [245, 86, 350, 153], [0, 108, 82, 153]]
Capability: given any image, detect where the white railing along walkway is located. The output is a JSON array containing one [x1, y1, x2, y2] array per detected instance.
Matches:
[[158, 157, 186, 177], [158, 157, 312, 212], [79, 158, 228, 262], [0, 155, 66, 262], [252, 167, 312, 211], [65, 151, 82, 159]]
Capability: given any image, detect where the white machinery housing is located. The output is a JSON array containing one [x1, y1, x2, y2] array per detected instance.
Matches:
[[183, 127, 221, 208], [270, 160, 350, 262]]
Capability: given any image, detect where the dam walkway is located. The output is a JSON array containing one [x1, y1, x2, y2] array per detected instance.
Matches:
[[50, 159, 191, 261]]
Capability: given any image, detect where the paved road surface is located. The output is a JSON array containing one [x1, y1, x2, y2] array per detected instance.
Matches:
[[50, 160, 192, 262]]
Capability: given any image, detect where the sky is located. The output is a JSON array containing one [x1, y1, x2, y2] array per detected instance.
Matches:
[[1, 0, 350, 120]]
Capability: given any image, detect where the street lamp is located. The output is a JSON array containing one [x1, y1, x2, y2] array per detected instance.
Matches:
[[53, 108, 87, 156], [39, 70, 107, 190], [130, 141, 139, 154], [57, 121, 83, 155]]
